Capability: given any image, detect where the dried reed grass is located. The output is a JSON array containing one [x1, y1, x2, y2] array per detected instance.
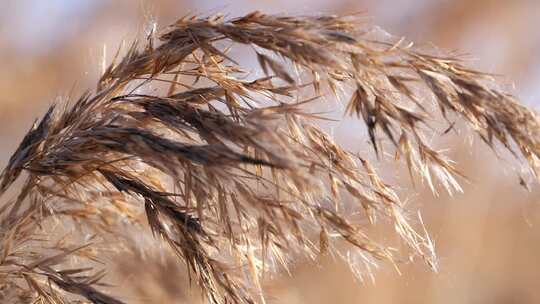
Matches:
[[1, 11, 539, 303]]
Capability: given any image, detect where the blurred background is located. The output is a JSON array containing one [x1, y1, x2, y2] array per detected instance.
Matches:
[[1, 0, 540, 303]]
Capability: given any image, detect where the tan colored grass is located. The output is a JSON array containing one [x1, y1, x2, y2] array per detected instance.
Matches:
[[1, 11, 539, 304]]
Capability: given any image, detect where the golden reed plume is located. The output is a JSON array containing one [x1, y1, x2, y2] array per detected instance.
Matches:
[[1, 12, 539, 303]]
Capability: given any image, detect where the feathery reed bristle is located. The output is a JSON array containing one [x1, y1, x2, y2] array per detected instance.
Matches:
[[1, 11, 539, 303]]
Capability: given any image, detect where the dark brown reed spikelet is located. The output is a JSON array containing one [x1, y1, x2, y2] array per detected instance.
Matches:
[[1, 11, 540, 304]]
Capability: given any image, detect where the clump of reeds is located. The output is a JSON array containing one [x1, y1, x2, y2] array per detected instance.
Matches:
[[1, 11, 539, 304]]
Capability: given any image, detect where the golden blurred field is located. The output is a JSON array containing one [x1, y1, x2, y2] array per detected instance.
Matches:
[[1, 1, 540, 303]]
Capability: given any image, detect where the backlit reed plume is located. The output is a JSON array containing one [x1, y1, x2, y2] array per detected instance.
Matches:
[[1, 11, 539, 303]]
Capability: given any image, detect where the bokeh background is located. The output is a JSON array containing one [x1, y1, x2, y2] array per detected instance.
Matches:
[[1, 0, 540, 303]]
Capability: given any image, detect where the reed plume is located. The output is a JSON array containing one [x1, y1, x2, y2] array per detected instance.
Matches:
[[1, 11, 539, 303]]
